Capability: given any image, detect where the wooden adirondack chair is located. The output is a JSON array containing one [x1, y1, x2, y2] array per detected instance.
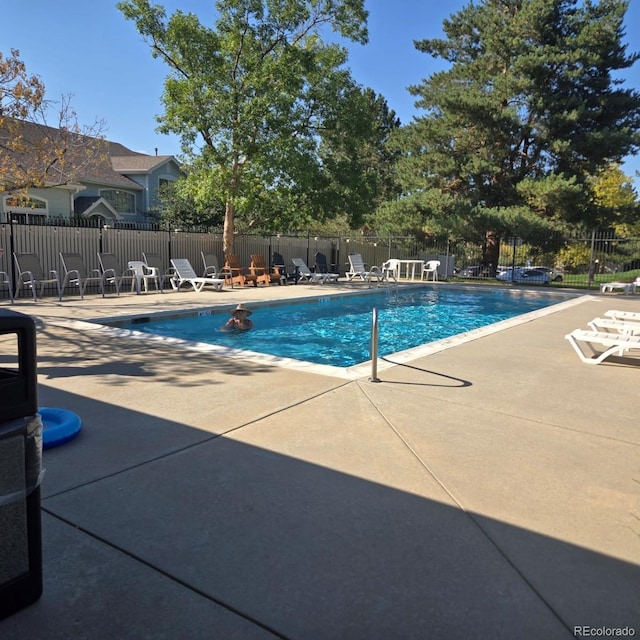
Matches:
[[224, 254, 258, 287], [250, 254, 281, 286]]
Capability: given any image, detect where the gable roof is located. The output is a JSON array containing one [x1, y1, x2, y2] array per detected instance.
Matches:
[[74, 196, 119, 217], [0, 118, 180, 191], [111, 154, 176, 174]]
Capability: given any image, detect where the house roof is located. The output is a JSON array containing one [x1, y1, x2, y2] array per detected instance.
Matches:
[[1, 118, 180, 191], [111, 154, 176, 174]]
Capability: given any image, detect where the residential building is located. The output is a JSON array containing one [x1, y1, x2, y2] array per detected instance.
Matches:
[[0, 119, 182, 226]]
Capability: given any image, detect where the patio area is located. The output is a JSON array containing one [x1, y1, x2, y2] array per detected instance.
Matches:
[[1, 282, 639, 639]]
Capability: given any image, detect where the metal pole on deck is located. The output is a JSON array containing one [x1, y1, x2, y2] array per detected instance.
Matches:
[[370, 307, 381, 383]]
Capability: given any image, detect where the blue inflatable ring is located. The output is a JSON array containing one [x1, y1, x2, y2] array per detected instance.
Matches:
[[40, 407, 82, 450]]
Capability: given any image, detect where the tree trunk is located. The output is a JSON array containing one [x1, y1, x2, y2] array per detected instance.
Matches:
[[223, 199, 235, 256], [482, 231, 500, 277]]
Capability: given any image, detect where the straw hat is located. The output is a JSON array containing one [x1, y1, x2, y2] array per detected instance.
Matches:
[[231, 303, 252, 316]]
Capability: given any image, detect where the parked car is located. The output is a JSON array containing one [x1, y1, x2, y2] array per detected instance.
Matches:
[[530, 266, 563, 282], [459, 265, 490, 277], [496, 268, 551, 284], [497, 265, 562, 282]]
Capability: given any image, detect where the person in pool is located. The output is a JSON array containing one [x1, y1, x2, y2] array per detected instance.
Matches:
[[221, 303, 254, 332]]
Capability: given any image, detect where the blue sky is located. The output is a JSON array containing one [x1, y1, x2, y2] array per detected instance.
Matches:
[[4, 0, 640, 181]]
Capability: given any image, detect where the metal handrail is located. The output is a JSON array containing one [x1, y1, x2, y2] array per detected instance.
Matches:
[[370, 307, 380, 382]]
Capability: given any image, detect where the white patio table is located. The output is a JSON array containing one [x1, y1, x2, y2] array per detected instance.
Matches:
[[394, 259, 425, 281]]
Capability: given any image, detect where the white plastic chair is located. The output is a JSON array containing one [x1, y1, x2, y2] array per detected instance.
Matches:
[[422, 260, 440, 281], [127, 261, 162, 294], [381, 259, 400, 280]]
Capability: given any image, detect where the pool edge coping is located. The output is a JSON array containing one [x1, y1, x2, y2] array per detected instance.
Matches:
[[45, 288, 594, 380]]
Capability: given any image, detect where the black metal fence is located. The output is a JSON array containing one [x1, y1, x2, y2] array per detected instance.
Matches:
[[1, 217, 639, 300]]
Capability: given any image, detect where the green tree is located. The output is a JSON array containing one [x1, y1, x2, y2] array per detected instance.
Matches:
[[118, 0, 376, 253], [389, 0, 640, 268], [157, 172, 225, 228], [589, 163, 639, 235]]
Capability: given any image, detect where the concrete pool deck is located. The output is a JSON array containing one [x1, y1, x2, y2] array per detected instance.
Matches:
[[1, 282, 639, 639]]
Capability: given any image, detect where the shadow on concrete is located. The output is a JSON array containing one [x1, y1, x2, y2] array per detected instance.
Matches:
[[3, 387, 637, 640], [31, 322, 276, 384], [380, 357, 472, 388]]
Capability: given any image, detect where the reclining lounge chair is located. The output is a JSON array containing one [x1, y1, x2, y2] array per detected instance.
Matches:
[[565, 328, 640, 365], [291, 258, 332, 284], [604, 309, 640, 322], [346, 253, 386, 286], [170, 259, 225, 292], [587, 317, 640, 336], [313, 252, 340, 281], [600, 281, 637, 295]]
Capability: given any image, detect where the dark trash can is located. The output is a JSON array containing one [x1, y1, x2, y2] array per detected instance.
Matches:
[[0, 309, 43, 619]]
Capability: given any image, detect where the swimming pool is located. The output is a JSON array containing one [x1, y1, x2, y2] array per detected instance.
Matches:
[[115, 287, 571, 368]]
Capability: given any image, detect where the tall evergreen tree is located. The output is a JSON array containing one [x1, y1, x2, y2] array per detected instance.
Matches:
[[389, 0, 640, 268]]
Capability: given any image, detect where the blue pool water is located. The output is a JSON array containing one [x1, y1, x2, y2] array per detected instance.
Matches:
[[117, 288, 564, 367]]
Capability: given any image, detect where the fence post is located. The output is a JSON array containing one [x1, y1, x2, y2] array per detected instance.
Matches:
[[8, 215, 16, 292], [587, 230, 596, 288]]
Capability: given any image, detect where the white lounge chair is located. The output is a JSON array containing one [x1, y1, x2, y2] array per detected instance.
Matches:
[[422, 260, 440, 281], [291, 258, 332, 284], [604, 309, 640, 322], [600, 281, 637, 294], [565, 329, 640, 364], [587, 317, 640, 335], [346, 253, 386, 285], [170, 258, 224, 292], [346, 253, 369, 281], [13, 252, 61, 301]]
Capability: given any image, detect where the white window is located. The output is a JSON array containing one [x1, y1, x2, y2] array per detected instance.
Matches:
[[100, 189, 135, 213], [3, 195, 48, 222]]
